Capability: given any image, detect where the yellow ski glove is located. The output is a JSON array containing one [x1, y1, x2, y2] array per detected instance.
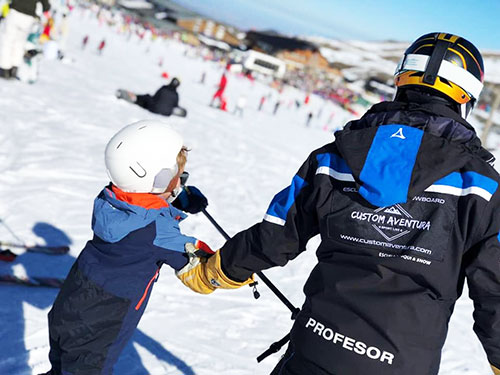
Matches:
[[176, 242, 253, 294], [492, 365, 500, 375]]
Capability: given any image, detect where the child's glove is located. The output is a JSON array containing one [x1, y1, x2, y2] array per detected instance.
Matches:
[[176, 243, 253, 294], [492, 365, 500, 375], [171, 186, 208, 214]]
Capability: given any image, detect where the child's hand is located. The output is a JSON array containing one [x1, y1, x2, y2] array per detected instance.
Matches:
[[172, 186, 208, 214], [175, 242, 253, 294], [192, 240, 215, 258], [176, 242, 216, 294]]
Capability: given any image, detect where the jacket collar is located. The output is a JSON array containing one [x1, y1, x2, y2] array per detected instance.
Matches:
[[333, 98, 494, 207], [109, 185, 169, 210]]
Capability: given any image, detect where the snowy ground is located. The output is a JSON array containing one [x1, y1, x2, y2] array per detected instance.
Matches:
[[0, 9, 499, 375]]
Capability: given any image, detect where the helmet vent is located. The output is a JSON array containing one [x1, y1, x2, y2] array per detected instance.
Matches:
[[438, 77, 453, 88], [129, 162, 147, 178], [138, 126, 147, 130], [116, 141, 123, 149]]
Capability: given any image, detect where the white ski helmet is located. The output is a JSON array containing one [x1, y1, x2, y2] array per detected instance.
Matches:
[[105, 120, 184, 193]]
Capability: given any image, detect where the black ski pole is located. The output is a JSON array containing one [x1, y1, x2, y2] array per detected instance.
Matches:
[[201, 208, 300, 362], [256, 332, 290, 363], [201, 208, 300, 319], [0, 219, 70, 254]]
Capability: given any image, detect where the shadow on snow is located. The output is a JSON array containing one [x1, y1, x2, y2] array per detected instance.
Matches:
[[0, 222, 194, 375]]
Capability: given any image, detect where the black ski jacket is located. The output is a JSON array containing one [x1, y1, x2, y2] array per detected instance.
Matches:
[[136, 83, 179, 116], [10, 0, 50, 17], [220, 96, 500, 375]]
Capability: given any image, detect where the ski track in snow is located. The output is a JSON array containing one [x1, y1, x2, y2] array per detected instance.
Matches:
[[0, 9, 498, 375]]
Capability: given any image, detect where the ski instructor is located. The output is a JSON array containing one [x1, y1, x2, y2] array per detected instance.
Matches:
[[176, 33, 500, 374]]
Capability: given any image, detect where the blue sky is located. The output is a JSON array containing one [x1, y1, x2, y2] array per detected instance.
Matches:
[[171, 0, 500, 51]]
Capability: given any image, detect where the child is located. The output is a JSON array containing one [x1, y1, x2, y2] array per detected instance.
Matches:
[[40, 120, 210, 375]]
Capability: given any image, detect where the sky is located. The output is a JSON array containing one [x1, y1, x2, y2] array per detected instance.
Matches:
[[170, 0, 500, 51]]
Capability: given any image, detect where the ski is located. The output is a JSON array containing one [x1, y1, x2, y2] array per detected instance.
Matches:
[[0, 241, 70, 255], [0, 274, 64, 288]]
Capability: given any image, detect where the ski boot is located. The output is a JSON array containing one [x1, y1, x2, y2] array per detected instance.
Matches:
[[115, 89, 136, 103]]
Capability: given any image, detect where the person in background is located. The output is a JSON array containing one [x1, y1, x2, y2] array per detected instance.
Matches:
[[306, 111, 313, 127], [0, 0, 9, 22], [258, 95, 266, 111], [39, 12, 54, 42], [273, 100, 281, 115], [233, 95, 247, 117], [0, 0, 50, 79], [116, 77, 187, 117], [176, 33, 500, 375], [55, 13, 70, 58], [81, 34, 89, 49], [210, 66, 228, 108], [97, 38, 106, 55]]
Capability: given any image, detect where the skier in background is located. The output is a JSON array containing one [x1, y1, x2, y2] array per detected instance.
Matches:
[[176, 33, 500, 375], [97, 38, 106, 55], [39, 120, 210, 375], [305, 111, 313, 127], [39, 12, 53, 42], [0, 0, 9, 22], [273, 100, 281, 115], [116, 77, 187, 117], [210, 66, 228, 108], [81, 34, 89, 49], [55, 13, 70, 58], [258, 95, 266, 111], [233, 95, 247, 117], [0, 0, 50, 79]]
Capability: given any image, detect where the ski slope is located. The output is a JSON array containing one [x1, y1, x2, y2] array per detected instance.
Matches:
[[0, 9, 498, 375]]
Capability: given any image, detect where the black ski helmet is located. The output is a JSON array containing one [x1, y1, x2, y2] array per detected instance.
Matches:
[[394, 33, 484, 118]]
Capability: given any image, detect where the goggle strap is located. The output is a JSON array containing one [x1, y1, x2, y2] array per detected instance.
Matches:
[[396, 54, 483, 100], [423, 39, 452, 85]]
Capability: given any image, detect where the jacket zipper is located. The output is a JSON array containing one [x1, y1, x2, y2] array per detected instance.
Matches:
[[135, 268, 160, 311]]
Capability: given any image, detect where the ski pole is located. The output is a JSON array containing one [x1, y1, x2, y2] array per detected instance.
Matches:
[[0, 241, 70, 255], [0, 219, 25, 244], [201, 208, 300, 319], [256, 332, 290, 363], [201, 208, 299, 362], [0, 219, 70, 254]]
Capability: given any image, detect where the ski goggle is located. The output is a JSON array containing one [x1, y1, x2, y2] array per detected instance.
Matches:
[[151, 163, 179, 194]]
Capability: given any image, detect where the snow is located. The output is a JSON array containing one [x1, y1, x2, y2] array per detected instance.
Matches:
[[0, 8, 498, 375]]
